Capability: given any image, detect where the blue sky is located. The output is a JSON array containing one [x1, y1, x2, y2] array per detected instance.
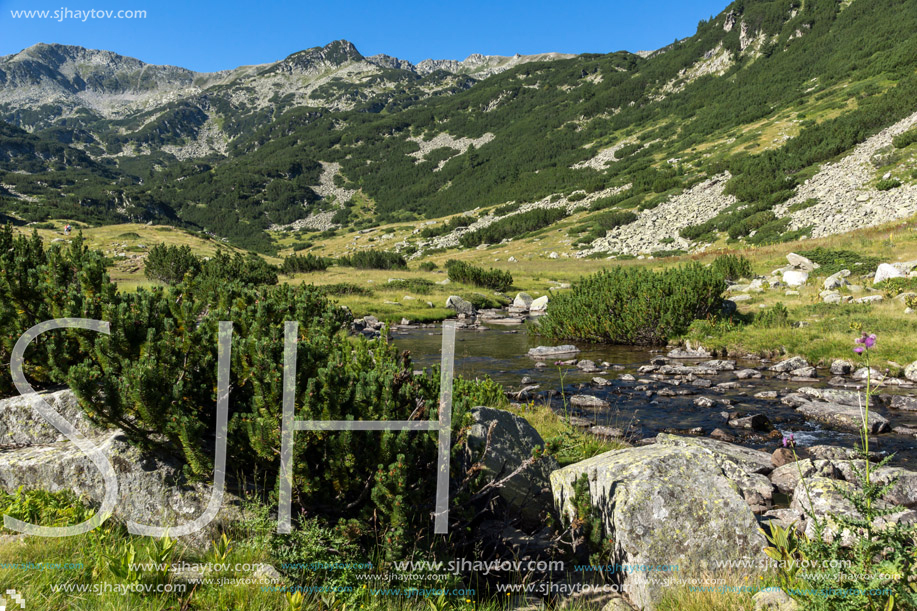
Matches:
[[0, 0, 730, 72]]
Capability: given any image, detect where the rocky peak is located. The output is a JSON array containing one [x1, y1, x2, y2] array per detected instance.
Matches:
[[270, 39, 364, 75]]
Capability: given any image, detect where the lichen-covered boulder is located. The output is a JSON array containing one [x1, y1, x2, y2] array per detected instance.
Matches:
[[465, 407, 558, 528], [551, 444, 767, 610], [0, 390, 239, 549]]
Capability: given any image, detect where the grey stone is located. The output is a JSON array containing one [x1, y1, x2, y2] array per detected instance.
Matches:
[[753, 588, 799, 611], [466, 407, 558, 526], [790, 366, 816, 378], [667, 345, 711, 359], [796, 400, 890, 434], [0, 391, 240, 550], [904, 361, 917, 382], [529, 295, 549, 311], [736, 368, 762, 379], [527, 345, 580, 359], [701, 359, 736, 371], [512, 292, 534, 309], [769, 356, 809, 372], [551, 444, 767, 609], [786, 253, 818, 271], [732, 293, 753, 302], [728, 414, 774, 432], [570, 395, 610, 410], [823, 270, 851, 290], [769, 459, 838, 494], [445, 295, 474, 315], [874, 263, 905, 284], [830, 359, 854, 375]]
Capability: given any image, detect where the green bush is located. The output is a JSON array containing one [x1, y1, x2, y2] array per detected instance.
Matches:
[[0, 224, 508, 560], [459, 208, 566, 248], [892, 127, 917, 148], [445, 260, 513, 292], [281, 253, 329, 274], [315, 282, 373, 297], [876, 178, 902, 191], [144, 244, 202, 285], [710, 254, 753, 281], [591, 210, 638, 231], [536, 262, 726, 345], [797, 247, 881, 276], [338, 250, 407, 270], [753, 302, 790, 328], [419, 215, 473, 238], [418, 261, 438, 271], [198, 251, 279, 286], [385, 278, 436, 294]]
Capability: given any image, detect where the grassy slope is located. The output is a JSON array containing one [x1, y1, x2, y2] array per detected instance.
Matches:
[[17, 208, 917, 367]]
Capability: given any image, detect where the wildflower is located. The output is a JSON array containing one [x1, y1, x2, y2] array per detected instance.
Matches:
[[782, 433, 795, 448], [854, 332, 877, 353]]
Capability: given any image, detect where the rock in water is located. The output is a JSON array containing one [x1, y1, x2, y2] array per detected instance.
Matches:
[[529, 295, 549, 311], [551, 444, 767, 609], [796, 400, 890, 434], [527, 345, 580, 359], [512, 292, 534, 309], [445, 295, 474, 315]]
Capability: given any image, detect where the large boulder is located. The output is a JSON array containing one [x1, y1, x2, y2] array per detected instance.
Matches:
[[796, 400, 890, 434], [465, 407, 558, 527], [823, 270, 851, 290], [512, 292, 534, 310], [551, 444, 767, 610], [446, 295, 475, 315], [782, 270, 809, 287], [529, 295, 550, 312], [874, 263, 905, 284], [0, 390, 240, 549], [786, 253, 818, 271], [655, 433, 773, 474]]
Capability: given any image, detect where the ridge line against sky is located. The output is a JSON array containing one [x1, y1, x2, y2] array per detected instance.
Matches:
[[0, 0, 729, 72]]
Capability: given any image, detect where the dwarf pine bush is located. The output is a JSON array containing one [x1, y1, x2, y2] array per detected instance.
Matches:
[[0, 224, 503, 558], [445, 259, 513, 291], [536, 262, 726, 344]]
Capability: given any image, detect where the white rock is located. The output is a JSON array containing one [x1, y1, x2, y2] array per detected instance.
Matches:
[[512, 292, 534, 309], [786, 252, 819, 271], [782, 270, 809, 286], [874, 263, 905, 284], [530, 295, 549, 311]]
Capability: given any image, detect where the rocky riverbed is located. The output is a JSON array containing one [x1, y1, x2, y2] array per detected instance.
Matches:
[[390, 323, 917, 471]]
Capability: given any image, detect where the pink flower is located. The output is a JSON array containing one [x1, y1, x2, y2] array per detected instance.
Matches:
[[854, 332, 876, 353]]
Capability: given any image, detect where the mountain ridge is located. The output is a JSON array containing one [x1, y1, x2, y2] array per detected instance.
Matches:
[[1, 0, 917, 257]]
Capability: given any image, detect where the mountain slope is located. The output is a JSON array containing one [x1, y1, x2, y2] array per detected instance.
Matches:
[[1, 0, 916, 256]]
